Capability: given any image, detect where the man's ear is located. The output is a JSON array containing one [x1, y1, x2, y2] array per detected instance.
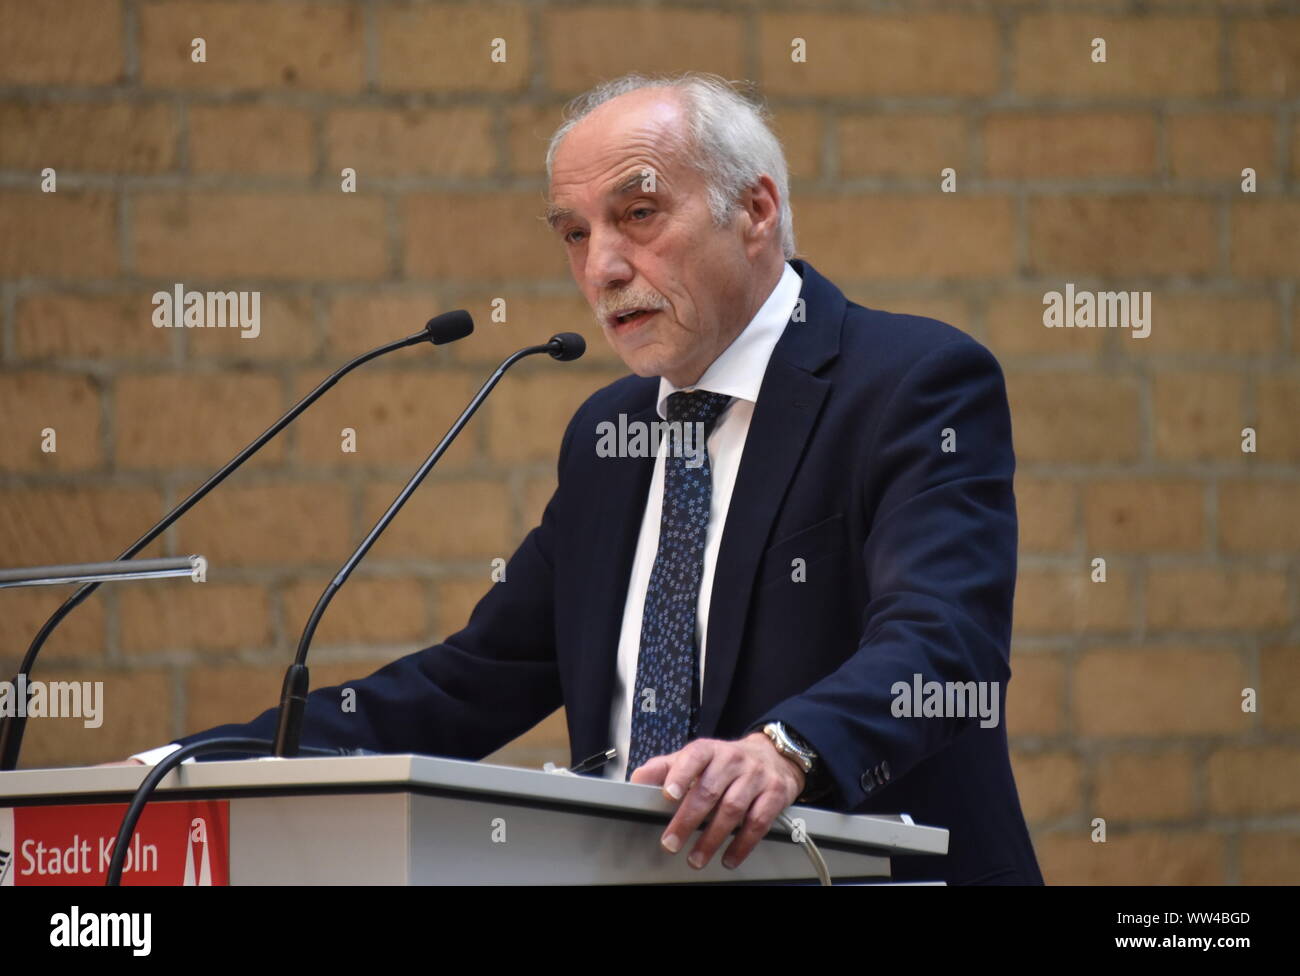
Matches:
[[741, 174, 781, 257]]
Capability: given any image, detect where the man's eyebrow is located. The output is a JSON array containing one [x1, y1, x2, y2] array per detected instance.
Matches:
[[544, 171, 660, 229], [544, 204, 575, 230]]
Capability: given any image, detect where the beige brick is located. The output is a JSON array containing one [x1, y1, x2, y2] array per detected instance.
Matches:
[[0, 487, 164, 565], [1006, 651, 1065, 737], [486, 370, 623, 463], [1255, 373, 1300, 460], [325, 292, 452, 360], [508, 103, 564, 176], [985, 113, 1157, 179], [120, 581, 271, 653], [484, 707, 570, 768], [838, 114, 965, 180], [0, 192, 117, 278], [289, 370, 480, 469], [1119, 295, 1278, 358], [15, 292, 171, 361], [1028, 196, 1217, 276], [1005, 373, 1141, 462], [132, 192, 388, 280], [1011, 751, 1081, 823], [362, 478, 512, 562], [1074, 646, 1249, 736], [1259, 645, 1300, 733], [378, 4, 529, 93], [1034, 831, 1224, 885], [0, 587, 107, 664], [174, 481, 352, 567], [189, 104, 315, 176], [1207, 746, 1300, 815], [1153, 372, 1245, 461], [1232, 199, 1300, 276], [0, 372, 101, 472], [441, 293, 621, 369], [183, 292, 319, 363], [544, 8, 744, 94], [1220, 482, 1300, 552], [114, 374, 284, 469], [0, 0, 123, 85], [760, 14, 999, 97], [1014, 16, 1219, 96], [281, 576, 428, 647], [772, 110, 822, 182], [140, 0, 364, 92], [403, 192, 568, 281], [1013, 567, 1132, 635], [1084, 480, 1205, 553], [1146, 568, 1289, 630], [796, 195, 1015, 280], [1240, 832, 1300, 885], [21, 670, 171, 769], [985, 290, 1106, 357], [1231, 17, 1300, 96], [0, 100, 177, 173], [434, 577, 495, 639], [1015, 477, 1076, 553], [1168, 112, 1277, 181], [184, 665, 281, 734], [1095, 751, 1197, 821], [326, 106, 496, 178]]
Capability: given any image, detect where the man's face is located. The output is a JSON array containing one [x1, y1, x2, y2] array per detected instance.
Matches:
[[546, 90, 757, 387]]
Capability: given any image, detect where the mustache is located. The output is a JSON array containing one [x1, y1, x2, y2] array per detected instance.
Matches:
[[595, 289, 669, 322]]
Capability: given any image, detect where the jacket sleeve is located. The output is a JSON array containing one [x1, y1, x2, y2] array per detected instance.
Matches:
[[172, 404, 583, 762], [751, 337, 1018, 810]]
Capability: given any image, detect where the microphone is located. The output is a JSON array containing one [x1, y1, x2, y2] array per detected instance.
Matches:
[[271, 334, 587, 757], [0, 310, 475, 771]]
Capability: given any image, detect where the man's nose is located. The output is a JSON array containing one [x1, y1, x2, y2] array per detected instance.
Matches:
[[584, 226, 634, 292]]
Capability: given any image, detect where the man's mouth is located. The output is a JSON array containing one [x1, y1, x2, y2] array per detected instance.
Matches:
[[607, 308, 659, 331]]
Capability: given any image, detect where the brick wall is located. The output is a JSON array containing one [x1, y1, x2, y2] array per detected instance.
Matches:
[[1, 0, 1297, 884]]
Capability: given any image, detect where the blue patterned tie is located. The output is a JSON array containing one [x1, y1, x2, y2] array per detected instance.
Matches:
[[626, 390, 734, 778]]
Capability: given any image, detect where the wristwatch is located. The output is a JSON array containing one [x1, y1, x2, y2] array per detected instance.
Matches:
[[762, 721, 818, 776]]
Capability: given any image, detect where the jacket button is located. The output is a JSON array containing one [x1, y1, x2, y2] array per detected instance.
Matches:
[[859, 771, 875, 793], [880, 760, 891, 781]]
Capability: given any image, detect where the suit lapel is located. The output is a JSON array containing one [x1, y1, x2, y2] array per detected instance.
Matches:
[[695, 260, 845, 738]]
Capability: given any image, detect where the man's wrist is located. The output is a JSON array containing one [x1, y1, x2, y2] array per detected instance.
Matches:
[[748, 729, 807, 795]]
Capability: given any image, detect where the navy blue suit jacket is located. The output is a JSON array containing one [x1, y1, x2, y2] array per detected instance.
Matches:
[[179, 259, 1043, 885]]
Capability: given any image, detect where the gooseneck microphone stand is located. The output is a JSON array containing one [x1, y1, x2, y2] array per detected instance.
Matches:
[[0, 311, 474, 771], [272, 333, 587, 757]]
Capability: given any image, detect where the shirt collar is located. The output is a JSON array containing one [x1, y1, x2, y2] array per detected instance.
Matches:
[[655, 261, 803, 420]]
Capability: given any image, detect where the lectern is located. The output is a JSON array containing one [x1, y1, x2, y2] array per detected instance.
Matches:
[[0, 754, 948, 885]]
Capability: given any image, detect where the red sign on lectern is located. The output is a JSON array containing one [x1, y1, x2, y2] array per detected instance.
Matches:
[[0, 800, 230, 886]]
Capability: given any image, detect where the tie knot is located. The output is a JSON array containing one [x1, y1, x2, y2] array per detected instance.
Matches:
[[666, 390, 732, 429]]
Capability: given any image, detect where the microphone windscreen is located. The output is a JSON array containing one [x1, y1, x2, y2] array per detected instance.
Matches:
[[424, 309, 474, 345], [548, 332, 586, 362]]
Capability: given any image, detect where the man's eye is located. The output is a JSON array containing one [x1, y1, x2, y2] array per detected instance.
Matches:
[[629, 207, 653, 220], [564, 229, 586, 244]]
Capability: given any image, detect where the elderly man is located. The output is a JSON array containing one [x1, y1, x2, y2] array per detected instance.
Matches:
[[131, 72, 1042, 885]]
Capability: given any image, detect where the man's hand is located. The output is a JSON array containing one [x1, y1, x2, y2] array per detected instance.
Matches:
[[629, 731, 805, 870]]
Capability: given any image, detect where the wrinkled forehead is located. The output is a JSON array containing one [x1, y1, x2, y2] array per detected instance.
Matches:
[[547, 90, 698, 208]]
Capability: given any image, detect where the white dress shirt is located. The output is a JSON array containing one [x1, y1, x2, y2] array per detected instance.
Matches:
[[604, 262, 802, 781], [134, 262, 803, 771]]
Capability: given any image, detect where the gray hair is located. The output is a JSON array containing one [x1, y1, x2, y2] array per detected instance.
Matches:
[[545, 73, 796, 259]]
